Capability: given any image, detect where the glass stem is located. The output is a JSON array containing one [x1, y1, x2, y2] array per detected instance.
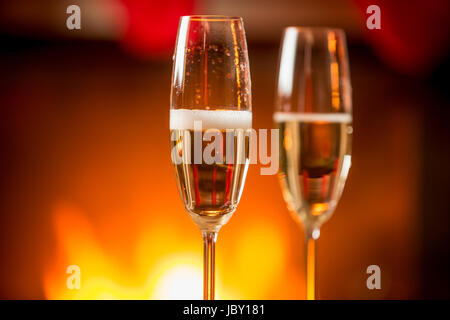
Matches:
[[202, 231, 217, 300], [305, 227, 319, 300]]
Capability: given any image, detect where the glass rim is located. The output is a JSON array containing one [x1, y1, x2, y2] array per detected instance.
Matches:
[[181, 15, 242, 22], [284, 26, 345, 34]]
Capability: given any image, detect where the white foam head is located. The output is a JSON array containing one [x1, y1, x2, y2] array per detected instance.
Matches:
[[273, 112, 352, 123], [170, 109, 252, 130]]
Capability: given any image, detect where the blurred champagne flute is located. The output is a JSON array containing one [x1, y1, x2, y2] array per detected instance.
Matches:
[[274, 27, 352, 300], [170, 15, 252, 300]]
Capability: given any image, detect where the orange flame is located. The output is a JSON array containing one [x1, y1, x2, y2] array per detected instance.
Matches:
[[44, 202, 288, 299]]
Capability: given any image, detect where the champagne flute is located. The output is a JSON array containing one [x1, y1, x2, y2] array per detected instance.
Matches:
[[170, 15, 252, 300], [273, 27, 352, 300]]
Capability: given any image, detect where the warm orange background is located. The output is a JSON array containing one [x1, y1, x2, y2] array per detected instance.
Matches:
[[0, 0, 449, 299]]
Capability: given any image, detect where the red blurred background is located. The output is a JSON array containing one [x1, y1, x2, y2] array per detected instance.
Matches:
[[0, 0, 449, 299]]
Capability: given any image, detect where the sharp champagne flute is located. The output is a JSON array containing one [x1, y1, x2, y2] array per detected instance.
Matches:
[[170, 15, 252, 300], [274, 27, 352, 300]]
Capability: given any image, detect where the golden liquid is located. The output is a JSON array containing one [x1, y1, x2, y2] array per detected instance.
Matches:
[[171, 129, 250, 231], [276, 119, 352, 227]]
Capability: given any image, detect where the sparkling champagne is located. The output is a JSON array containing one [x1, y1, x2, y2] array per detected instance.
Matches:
[[170, 109, 251, 231], [274, 112, 352, 228]]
